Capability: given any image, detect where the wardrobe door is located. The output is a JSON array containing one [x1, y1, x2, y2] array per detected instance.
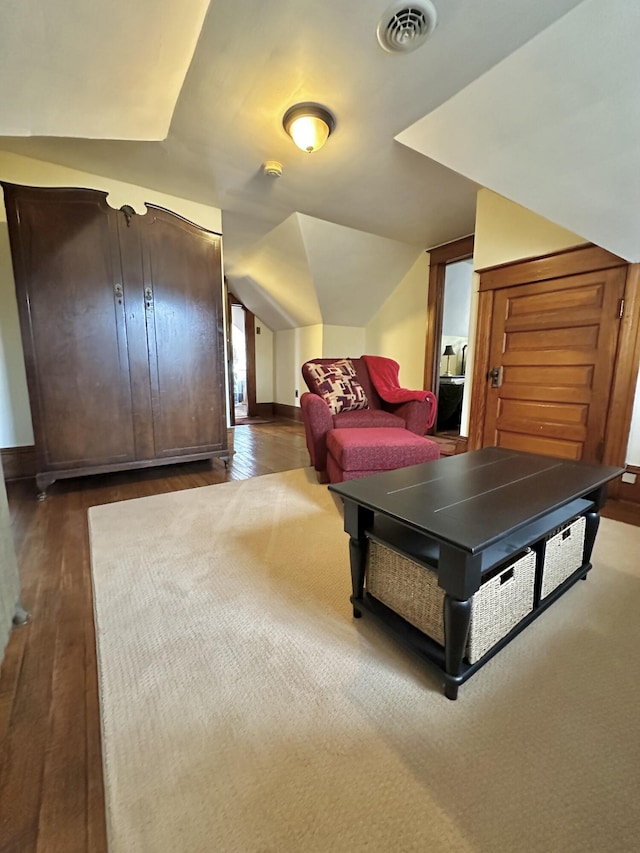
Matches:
[[2, 184, 136, 473], [138, 205, 227, 458]]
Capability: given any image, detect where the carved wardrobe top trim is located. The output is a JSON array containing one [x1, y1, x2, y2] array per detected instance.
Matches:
[[0, 182, 222, 237]]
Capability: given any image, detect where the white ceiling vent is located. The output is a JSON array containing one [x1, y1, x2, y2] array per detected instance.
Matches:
[[377, 2, 438, 54]]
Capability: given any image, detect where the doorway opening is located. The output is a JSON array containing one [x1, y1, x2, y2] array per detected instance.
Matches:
[[423, 235, 474, 445], [226, 289, 258, 426], [438, 259, 474, 435], [231, 304, 247, 421]]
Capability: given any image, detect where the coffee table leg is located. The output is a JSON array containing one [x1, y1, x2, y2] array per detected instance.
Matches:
[[582, 508, 600, 569], [443, 595, 472, 700], [349, 537, 365, 616], [439, 545, 481, 700], [343, 501, 374, 617]]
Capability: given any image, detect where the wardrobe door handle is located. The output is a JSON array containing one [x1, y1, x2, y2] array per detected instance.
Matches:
[[145, 287, 153, 308], [114, 283, 123, 304]]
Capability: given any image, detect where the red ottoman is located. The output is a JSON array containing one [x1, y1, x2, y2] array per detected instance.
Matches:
[[326, 427, 440, 484]]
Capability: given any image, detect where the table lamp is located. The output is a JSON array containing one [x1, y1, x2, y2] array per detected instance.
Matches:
[[442, 344, 455, 376]]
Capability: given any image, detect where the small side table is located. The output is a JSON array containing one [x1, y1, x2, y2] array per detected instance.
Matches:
[[437, 377, 464, 431]]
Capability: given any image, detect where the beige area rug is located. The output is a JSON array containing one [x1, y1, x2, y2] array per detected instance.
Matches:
[[88, 468, 640, 853]]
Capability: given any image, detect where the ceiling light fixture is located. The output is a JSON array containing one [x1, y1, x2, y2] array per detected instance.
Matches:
[[282, 102, 336, 154]]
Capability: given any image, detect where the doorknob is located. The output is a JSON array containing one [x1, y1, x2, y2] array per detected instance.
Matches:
[[489, 366, 503, 388]]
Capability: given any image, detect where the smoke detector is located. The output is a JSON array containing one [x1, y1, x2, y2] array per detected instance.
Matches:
[[377, 1, 438, 54], [263, 160, 283, 178]]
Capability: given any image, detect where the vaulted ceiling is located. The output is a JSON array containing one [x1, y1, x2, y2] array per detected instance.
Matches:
[[1, 0, 637, 330]]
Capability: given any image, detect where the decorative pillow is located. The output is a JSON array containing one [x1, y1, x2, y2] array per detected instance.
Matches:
[[306, 359, 368, 415]]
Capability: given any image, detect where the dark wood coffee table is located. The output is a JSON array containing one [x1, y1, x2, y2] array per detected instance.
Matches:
[[329, 447, 623, 699]]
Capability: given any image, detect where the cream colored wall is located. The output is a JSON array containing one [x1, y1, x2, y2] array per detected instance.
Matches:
[[274, 330, 294, 407], [254, 320, 274, 404], [0, 230, 33, 447], [274, 325, 323, 407], [627, 383, 640, 466], [474, 188, 584, 270], [0, 454, 20, 662], [365, 253, 430, 389], [273, 324, 367, 408], [0, 151, 223, 449], [322, 325, 365, 359]]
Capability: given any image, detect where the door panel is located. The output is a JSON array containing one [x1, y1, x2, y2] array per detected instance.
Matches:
[[4, 186, 136, 469], [499, 398, 588, 427], [496, 431, 584, 459], [507, 282, 603, 316], [116, 212, 155, 460], [139, 207, 225, 457], [483, 268, 626, 462], [504, 365, 594, 396], [506, 324, 600, 352]]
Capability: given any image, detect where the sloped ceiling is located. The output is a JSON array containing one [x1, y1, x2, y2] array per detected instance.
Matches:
[[396, 0, 640, 263], [231, 214, 424, 330], [0, 0, 210, 140], [3, 1, 634, 329], [232, 214, 322, 330], [297, 216, 423, 328]]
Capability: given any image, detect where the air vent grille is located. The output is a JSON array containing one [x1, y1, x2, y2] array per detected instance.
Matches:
[[377, 2, 438, 54]]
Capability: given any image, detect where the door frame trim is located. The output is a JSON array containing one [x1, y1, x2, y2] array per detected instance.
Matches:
[[476, 244, 626, 289], [423, 235, 474, 431], [605, 262, 640, 495], [244, 307, 257, 417], [225, 285, 235, 426], [468, 243, 640, 474], [226, 292, 257, 422]]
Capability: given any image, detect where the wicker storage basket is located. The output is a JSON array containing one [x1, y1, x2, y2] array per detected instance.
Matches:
[[366, 540, 536, 664], [540, 515, 586, 600]]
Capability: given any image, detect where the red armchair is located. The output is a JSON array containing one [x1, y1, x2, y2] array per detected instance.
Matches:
[[300, 356, 436, 483]]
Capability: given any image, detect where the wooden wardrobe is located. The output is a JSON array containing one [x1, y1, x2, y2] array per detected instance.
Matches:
[[2, 183, 229, 496]]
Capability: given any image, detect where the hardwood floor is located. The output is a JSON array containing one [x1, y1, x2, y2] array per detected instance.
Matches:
[[0, 421, 309, 853], [2, 421, 638, 852]]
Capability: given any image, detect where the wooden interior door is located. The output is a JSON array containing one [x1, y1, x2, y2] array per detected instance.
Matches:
[[138, 205, 226, 458], [481, 267, 626, 462]]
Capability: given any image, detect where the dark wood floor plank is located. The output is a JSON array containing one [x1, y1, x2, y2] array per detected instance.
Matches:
[[36, 491, 89, 853], [0, 625, 27, 745], [6, 421, 633, 852], [0, 421, 308, 852], [0, 498, 64, 852], [80, 480, 108, 853]]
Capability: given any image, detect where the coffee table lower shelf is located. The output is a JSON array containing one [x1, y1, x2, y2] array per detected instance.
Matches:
[[351, 560, 592, 697]]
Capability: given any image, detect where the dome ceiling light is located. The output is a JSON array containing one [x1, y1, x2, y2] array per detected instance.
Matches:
[[282, 102, 336, 154], [377, 1, 438, 54]]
